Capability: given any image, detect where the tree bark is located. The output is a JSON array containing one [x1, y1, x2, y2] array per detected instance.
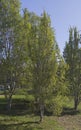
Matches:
[[39, 104, 44, 122], [74, 96, 78, 110], [7, 97, 12, 112]]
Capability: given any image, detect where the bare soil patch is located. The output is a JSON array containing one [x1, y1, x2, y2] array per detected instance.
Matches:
[[57, 115, 81, 130]]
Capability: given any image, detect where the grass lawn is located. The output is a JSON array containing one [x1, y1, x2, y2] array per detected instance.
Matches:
[[0, 95, 81, 130], [0, 95, 64, 130], [0, 114, 64, 130]]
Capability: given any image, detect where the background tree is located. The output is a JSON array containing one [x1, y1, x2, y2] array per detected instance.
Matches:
[[63, 27, 81, 110], [0, 0, 21, 111], [46, 53, 68, 116]]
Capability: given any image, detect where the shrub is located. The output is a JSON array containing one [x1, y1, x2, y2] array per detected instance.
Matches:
[[46, 95, 68, 116]]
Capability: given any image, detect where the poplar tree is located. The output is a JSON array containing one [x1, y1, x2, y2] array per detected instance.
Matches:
[[28, 11, 58, 121], [63, 27, 81, 110]]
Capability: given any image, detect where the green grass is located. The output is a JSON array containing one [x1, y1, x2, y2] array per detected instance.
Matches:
[[0, 95, 81, 130], [13, 95, 26, 99], [0, 114, 64, 130], [0, 95, 64, 130]]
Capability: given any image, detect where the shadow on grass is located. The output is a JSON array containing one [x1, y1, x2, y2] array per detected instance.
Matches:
[[0, 98, 34, 116], [0, 107, 34, 117], [0, 104, 27, 115], [0, 121, 42, 130], [62, 107, 81, 116]]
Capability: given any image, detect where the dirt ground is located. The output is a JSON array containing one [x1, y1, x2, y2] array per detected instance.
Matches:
[[57, 115, 81, 130]]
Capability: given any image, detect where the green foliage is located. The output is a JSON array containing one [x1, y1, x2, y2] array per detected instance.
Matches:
[[46, 95, 68, 116], [0, 0, 21, 111], [25, 11, 62, 119], [46, 57, 69, 116], [0, 0, 68, 117], [63, 27, 81, 110]]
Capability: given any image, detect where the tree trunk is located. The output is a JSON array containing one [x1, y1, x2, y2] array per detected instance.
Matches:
[[39, 104, 44, 122], [74, 96, 78, 110], [7, 97, 12, 112]]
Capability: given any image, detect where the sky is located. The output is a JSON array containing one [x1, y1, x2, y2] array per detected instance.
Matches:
[[20, 0, 81, 54]]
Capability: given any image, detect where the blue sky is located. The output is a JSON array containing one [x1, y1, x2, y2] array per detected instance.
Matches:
[[20, 0, 81, 54]]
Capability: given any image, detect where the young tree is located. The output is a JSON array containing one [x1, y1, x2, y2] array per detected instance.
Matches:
[[46, 53, 69, 116], [27, 11, 58, 122], [63, 27, 81, 110]]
